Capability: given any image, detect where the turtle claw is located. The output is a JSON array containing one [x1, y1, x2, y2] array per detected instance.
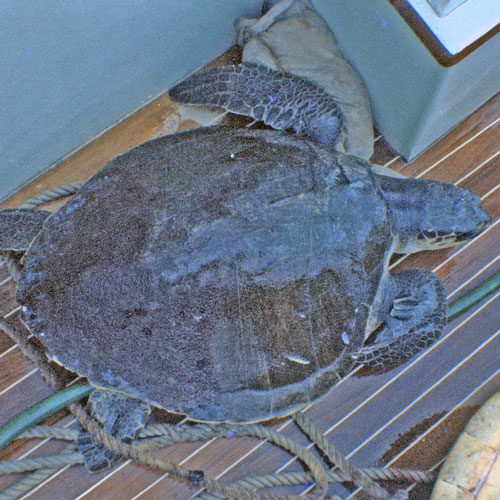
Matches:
[[77, 390, 151, 473], [390, 295, 420, 321], [77, 430, 117, 472]]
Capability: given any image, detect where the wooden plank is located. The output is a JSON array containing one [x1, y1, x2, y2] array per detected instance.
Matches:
[[395, 92, 500, 175], [386, 369, 500, 499]]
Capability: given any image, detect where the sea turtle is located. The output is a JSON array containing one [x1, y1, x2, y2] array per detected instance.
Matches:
[[0, 71, 490, 473], [0, 126, 490, 464]]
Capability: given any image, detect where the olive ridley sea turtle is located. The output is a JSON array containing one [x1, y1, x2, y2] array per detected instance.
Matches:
[[0, 66, 491, 472]]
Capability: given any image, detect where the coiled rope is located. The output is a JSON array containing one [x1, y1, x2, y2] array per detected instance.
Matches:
[[18, 182, 83, 209]]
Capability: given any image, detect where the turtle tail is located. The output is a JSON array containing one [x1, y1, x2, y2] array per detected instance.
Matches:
[[169, 62, 344, 148]]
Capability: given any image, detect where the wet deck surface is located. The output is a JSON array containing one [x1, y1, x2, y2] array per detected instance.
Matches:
[[0, 48, 499, 499]]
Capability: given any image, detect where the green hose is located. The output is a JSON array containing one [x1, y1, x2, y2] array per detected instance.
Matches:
[[447, 268, 500, 322], [0, 382, 93, 451], [0, 268, 499, 453]]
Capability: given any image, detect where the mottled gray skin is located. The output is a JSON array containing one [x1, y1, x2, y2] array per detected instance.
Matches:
[[169, 63, 344, 150], [0, 127, 490, 425]]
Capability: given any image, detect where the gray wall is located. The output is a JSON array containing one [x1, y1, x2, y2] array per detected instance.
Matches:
[[0, 1, 261, 201], [313, 0, 500, 159]]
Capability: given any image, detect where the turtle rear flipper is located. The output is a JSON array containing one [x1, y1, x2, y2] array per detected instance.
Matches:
[[0, 208, 52, 252], [169, 62, 343, 148], [353, 269, 447, 368], [77, 390, 151, 473]]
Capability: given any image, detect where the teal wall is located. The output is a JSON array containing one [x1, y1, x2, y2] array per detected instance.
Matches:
[[313, 0, 500, 159], [0, 1, 261, 201], [3, 0, 498, 199]]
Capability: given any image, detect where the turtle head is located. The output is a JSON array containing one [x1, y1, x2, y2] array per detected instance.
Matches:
[[377, 175, 491, 254]]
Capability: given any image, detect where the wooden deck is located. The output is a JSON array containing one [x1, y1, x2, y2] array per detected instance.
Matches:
[[0, 50, 499, 499]]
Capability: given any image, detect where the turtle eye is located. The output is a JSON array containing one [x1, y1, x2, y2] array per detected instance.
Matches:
[[452, 230, 479, 242], [420, 229, 448, 241], [261, 0, 271, 14]]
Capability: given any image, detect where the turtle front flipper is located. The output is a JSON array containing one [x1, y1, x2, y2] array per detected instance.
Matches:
[[77, 390, 151, 472], [0, 208, 52, 252], [169, 62, 343, 148], [353, 269, 447, 368]]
